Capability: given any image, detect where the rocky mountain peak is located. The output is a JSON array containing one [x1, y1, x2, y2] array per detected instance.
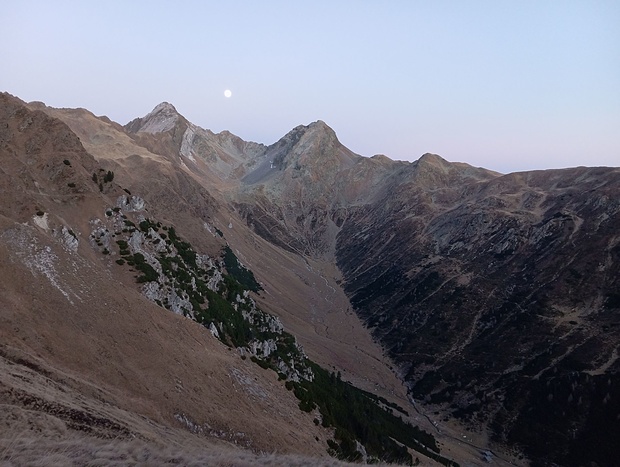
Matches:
[[404, 152, 498, 190], [301, 120, 340, 147], [370, 154, 393, 164], [124, 101, 183, 134], [240, 119, 359, 189], [278, 121, 350, 168], [283, 120, 336, 144], [306, 119, 331, 132], [418, 152, 447, 164], [154, 101, 177, 112]]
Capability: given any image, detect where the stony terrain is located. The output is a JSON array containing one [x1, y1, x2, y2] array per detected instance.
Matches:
[[2, 91, 618, 466]]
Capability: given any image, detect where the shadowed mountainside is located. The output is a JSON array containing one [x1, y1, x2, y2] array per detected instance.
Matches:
[[336, 163, 620, 466]]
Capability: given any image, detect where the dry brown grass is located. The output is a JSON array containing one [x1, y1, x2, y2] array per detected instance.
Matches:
[[0, 434, 359, 467]]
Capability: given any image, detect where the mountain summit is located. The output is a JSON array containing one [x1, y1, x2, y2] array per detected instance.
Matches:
[[125, 101, 182, 134]]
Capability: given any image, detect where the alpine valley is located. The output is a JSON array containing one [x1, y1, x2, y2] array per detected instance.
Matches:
[[1, 91, 618, 466]]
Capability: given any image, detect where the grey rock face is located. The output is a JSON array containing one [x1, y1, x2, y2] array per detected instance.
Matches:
[[125, 102, 180, 134], [57, 226, 78, 252], [117, 195, 145, 212]]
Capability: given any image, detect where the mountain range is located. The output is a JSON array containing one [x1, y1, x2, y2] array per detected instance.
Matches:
[[1, 91, 618, 466]]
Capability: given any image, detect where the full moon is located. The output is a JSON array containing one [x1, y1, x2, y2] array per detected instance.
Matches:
[[224, 89, 232, 98]]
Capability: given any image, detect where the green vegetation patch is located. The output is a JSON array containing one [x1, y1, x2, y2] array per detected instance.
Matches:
[[131, 252, 158, 282], [288, 363, 454, 465], [222, 246, 262, 292]]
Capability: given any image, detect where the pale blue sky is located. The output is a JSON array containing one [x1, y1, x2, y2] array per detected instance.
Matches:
[[2, 1, 619, 173]]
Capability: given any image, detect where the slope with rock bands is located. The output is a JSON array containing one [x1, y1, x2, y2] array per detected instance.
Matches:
[[336, 163, 620, 466]]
